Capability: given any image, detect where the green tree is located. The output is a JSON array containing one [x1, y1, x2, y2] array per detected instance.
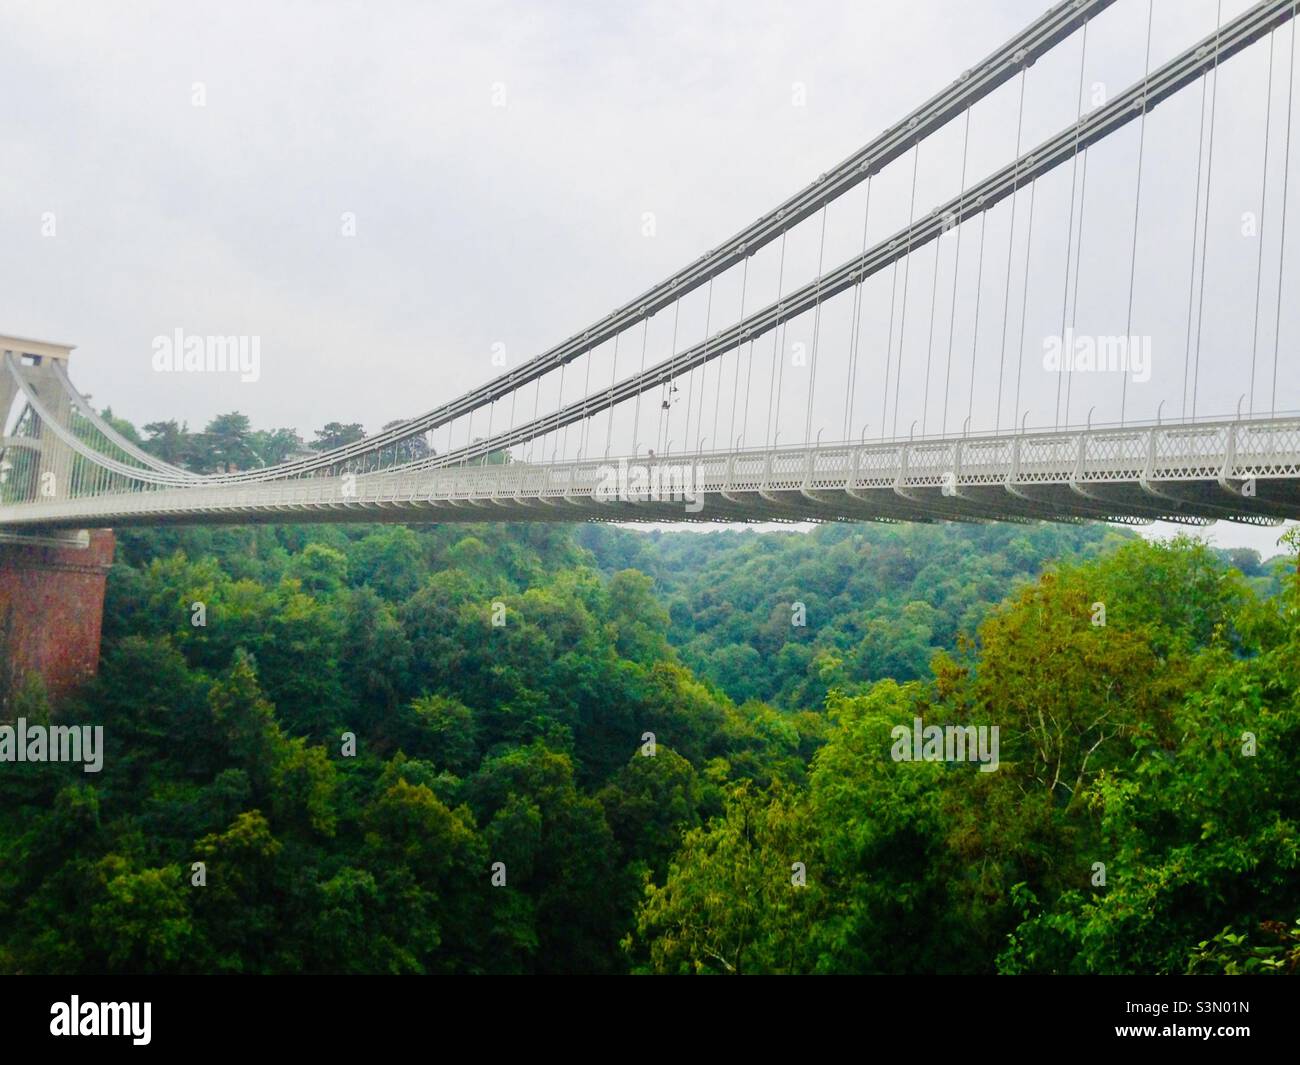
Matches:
[[311, 422, 366, 450]]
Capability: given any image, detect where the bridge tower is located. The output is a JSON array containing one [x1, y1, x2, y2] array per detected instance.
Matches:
[[0, 335, 114, 711]]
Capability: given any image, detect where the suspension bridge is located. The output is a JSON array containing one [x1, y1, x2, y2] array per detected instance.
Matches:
[[4, 0, 1300, 539]]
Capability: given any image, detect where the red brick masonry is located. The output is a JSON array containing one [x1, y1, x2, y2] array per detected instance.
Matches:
[[0, 530, 114, 707]]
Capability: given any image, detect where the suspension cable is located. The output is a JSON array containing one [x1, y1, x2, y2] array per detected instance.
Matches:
[[722, 254, 749, 449], [1250, 31, 1276, 416], [605, 332, 620, 456], [943, 109, 972, 436], [1013, 177, 1038, 430], [1121, 0, 1154, 426], [891, 144, 921, 439], [1055, 20, 1089, 429], [1191, 1, 1225, 420], [634, 316, 649, 455], [739, 263, 758, 448], [805, 203, 830, 445], [881, 259, 900, 441], [772, 238, 790, 446], [922, 238, 942, 435], [845, 176, 874, 440], [967, 213, 989, 434], [1183, 77, 1210, 421], [766, 231, 788, 447], [687, 279, 713, 450], [1063, 146, 1091, 428], [1272, 2, 1298, 416], [658, 301, 681, 454], [997, 67, 1029, 432]]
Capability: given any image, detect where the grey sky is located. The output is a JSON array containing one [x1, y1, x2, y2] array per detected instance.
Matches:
[[1, 0, 1295, 554]]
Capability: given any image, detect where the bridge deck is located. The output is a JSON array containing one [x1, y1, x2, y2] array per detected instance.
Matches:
[[3, 417, 1299, 529]]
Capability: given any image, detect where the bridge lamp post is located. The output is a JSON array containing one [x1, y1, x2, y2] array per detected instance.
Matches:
[[1156, 400, 1165, 426], [1086, 407, 1094, 431], [962, 416, 972, 438], [1022, 411, 1030, 434], [860, 424, 870, 443]]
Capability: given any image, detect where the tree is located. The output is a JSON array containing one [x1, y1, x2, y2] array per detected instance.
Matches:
[[142, 420, 195, 466], [606, 569, 671, 664], [89, 860, 194, 972], [190, 811, 285, 972], [249, 427, 306, 466], [374, 420, 432, 465], [467, 744, 623, 973], [207, 651, 285, 793], [597, 747, 701, 883], [286, 543, 348, 597], [999, 534, 1300, 974], [398, 694, 479, 774], [199, 412, 257, 472], [311, 422, 366, 451], [340, 588, 415, 722], [361, 779, 485, 973], [348, 527, 425, 600], [634, 780, 816, 974]]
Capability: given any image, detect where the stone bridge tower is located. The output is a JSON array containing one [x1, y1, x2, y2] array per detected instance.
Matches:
[[0, 335, 114, 710]]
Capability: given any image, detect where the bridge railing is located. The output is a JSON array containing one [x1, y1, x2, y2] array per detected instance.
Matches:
[[4, 414, 1300, 530]]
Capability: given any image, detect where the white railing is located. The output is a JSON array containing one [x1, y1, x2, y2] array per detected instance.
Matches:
[[3, 415, 1299, 529]]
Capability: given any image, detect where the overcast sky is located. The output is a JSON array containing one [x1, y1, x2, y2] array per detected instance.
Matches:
[[1, 0, 1295, 554]]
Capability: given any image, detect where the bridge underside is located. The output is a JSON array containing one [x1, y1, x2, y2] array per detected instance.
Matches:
[[2, 481, 1294, 530], [3, 416, 1299, 530]]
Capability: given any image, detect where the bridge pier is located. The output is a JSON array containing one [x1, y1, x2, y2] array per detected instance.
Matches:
[[0, 529, 114, 710]]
